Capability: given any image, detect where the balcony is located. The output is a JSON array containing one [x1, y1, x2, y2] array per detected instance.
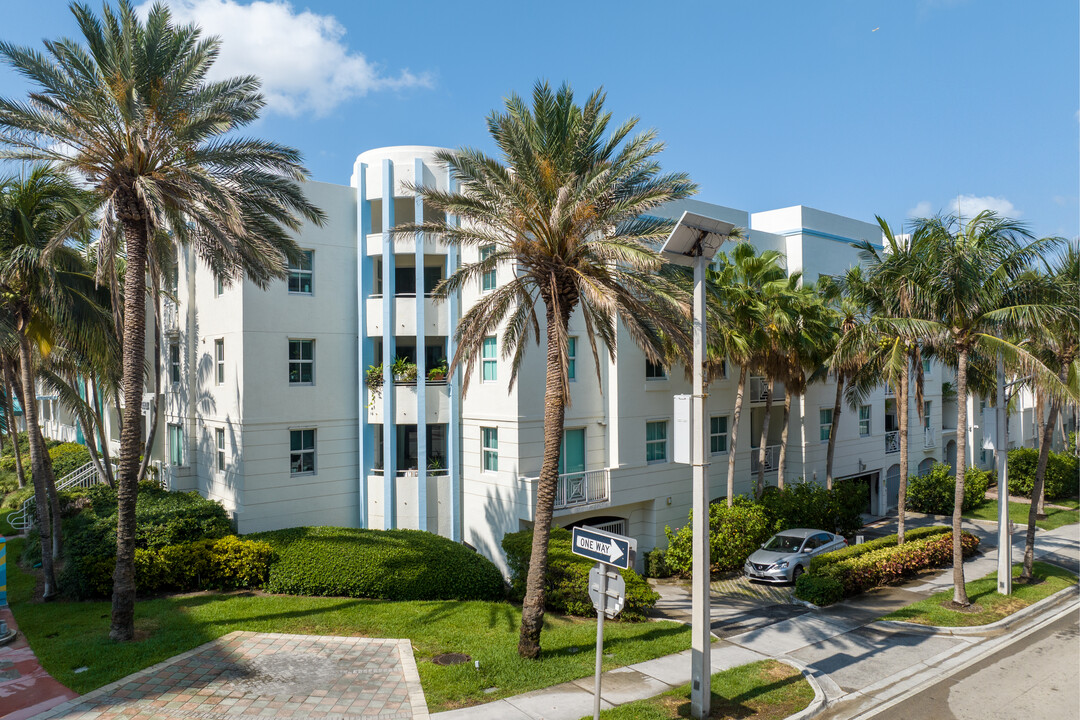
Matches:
[[519, 469, 611, 511], [885, 431, 900, 454], [924, 427, 936, 448], [749, 377, 784, 404], [364, 296, 450, 337], [750, 445, 780, 474], [366, 383, 451, 424], [162, 301, 180, 333]]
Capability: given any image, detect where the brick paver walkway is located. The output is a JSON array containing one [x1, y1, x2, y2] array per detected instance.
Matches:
[[33, 632, 429, 720]]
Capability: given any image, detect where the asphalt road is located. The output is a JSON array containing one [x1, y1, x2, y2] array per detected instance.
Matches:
[[868, 611, 1080, 720]]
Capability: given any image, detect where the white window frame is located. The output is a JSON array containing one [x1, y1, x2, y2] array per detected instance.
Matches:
[[288, 339, 315, 385], [480, 245, 496, 292], [168, 423, 184, 466], [924, 400, 932, 430], [645, 359, 667, 381], [215, 274, 224, 297], [214, 339, 225, 385], [859, 405, 872, 437], [290, 428, 317, 476], [215, 427, 225, 471], [169, 340, 181, 385], [481, 426, 498, 473], [819, 407, 833, 443], [288, 250, 314, 295], [710, 415, 729, 455], [481, 336, 497, 383], [567, 336, 577, 381], [646, 420, 668, 464]]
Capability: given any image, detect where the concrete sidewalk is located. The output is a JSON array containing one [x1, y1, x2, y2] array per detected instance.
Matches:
[[434, 522, 1079, 720]]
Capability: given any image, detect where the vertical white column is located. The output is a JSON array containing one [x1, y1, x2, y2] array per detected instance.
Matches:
[[996, 353, 1011, 595], [690, 252, 711, 719], [415, 158, 428, 532]]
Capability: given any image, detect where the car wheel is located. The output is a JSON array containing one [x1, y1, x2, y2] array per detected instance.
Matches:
[[791, 565, 804, 583]]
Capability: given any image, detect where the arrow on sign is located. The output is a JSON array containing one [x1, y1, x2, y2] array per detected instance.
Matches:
[[607, 541, 623, 565]]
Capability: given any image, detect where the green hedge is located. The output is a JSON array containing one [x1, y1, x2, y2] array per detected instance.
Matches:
[[502, 527, 658, 621], [48, 443, 92, 478], [1007, 448, 1080, 500], [664, 498, 774, 576], [75, 535, 275, 597], [798, 530, 980, 603], [794, 573, 844, 606], [0, 433, 63, 472], [906, 464, 990, 515], [251, 526, 506, 602], [808, 525, 951, 574], [758, 481, 867, 537]]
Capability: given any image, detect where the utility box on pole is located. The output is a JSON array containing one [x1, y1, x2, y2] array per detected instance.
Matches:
[[674, 394, 691, 464]]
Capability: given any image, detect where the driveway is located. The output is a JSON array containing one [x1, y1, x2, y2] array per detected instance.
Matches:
[[650, 573, 808, 638]]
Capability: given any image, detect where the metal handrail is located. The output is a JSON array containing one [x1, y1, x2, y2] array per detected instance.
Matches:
[[9, 460, 112, 531]]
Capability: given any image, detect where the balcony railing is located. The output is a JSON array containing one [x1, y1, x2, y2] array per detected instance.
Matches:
[[748, 377, 784, 403], [924, 427, 936, 448], [885, 431, 900, 454], [369, 467, 450, 479], [750, 445, 780, 474], [554, 469, 610, 509]]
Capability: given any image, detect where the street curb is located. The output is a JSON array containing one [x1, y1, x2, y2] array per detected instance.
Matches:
[[873, 582, 1079, 636], [790, 597, 821, 612], [777, 658, 827, 720]]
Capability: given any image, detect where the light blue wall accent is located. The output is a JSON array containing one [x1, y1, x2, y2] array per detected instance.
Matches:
[[447, 173, 462, 542], [776, 227, 883, 250], [414, 157, 428, 531], [356, 162, 371, 528], [382, 159, 396, 530]]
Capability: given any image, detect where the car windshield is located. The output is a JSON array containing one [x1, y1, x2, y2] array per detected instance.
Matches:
[[763, 534, 804, 552]]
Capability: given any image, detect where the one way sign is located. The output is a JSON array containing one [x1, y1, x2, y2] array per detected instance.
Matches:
[[571, 526, 637, 570]]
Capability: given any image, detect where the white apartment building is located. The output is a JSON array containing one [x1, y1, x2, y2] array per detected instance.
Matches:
[[35, 145, 1066, 575]]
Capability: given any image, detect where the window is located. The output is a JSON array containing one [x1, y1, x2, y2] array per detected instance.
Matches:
[[169, 341, 181, 384], [168, 423, 184, 466], [215, 427, 225, 471], [289, 340, 314, 384], [480, 245, 496, 292], [646, 359, 666, 380], [924, 401, 932, 429], [288, 250, 314, 294], [646, 420, 668, 464], [214, 339, 225, 384], [859, 405, 871, 437], [215, 274, 224, 296], [481, 427, 498, 472], [290, 428, 316, 475], [482, 337, 497, 382], [567, 337, 577, 381], [710, 415, 729, 455], [819, 408, 834, 443], [922, 358, 931, 374]]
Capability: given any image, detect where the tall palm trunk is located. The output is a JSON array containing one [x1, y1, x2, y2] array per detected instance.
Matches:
[[3, 359, 27, 489], [897, 362, 910, 544], [951, 348, 970, 605], [726, 366, 747, 507], [777, 388, 792, 488], [137, 279, 163, 483], [756, 378, 774, 497], [825, 372, 843, 488], [518, 306, 568, 659], [110, 214, 149, 642], [16, 331, 56, 597], [1021, 397, 1058, 580], [1033, 392, 1046, 515]]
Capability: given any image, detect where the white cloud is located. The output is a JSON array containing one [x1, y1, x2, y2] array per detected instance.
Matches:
[[139, 0, 431, 116], [949, 194, 1020, 219], [907, 201, 933, 218]]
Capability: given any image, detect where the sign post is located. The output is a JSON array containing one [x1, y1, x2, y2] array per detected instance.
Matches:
[[572, 526, 637, 720]]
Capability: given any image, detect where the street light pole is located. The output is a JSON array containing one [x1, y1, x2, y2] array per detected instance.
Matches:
[[660, 212, 734, 720], [996, 352, 1012, 595]]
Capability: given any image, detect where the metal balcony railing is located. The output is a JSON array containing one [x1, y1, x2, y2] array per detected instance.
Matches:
[[924, 427, 936, 448], [885, 431, 900, 454], [749, 377, 784, 403], [750, 445, 780, 473]]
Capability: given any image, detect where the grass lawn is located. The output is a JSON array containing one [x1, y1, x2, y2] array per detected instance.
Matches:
[[4, 538, 691, 713], [963, 500, 1079, 531], [583, 660, 814, 720], [0, 507, 19, 536], [881, 561, 1077, 627]]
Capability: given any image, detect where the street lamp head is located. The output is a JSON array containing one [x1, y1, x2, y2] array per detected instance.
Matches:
[[659, 211, 736, 267]]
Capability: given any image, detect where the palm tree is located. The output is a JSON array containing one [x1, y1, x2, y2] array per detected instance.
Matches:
[[1020, 245, 1078, 581], [0, 164, 99, 598], [907, 212, 1067, 605], [403, 82, 695, 659], [0, 1, 324, 638], [707, 243, 786, 505], [2, 354, 26, 488], [817, 276, 864, 488]]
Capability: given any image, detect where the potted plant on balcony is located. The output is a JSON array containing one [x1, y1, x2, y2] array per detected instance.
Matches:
[[366, 363, 384, 399], [392, 355, 418, 383], [427, 359, 449, 382], [428, 455, 445, 471]]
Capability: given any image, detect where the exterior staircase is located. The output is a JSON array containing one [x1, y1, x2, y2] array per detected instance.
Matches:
[[8, 461, 110, 531]]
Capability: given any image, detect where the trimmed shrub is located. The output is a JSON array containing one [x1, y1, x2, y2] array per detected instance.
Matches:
[[1007, 448, 1080, 500], [502, 527, 658, 621], [758, 481, 867, 537], [906, 464, 990, 515], [0, 433, 63, 472], [253, 526, 505, 602], [48, 443, 92, 478], [809, 525, 951, 574], [644, 548, 672, 578], [810, 531, 980, 600], [664, 498, 775, 575], [794, 573, 844, 606]]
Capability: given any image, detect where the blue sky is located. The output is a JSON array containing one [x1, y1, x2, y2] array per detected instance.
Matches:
[[2, 0, 1077, 239]]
